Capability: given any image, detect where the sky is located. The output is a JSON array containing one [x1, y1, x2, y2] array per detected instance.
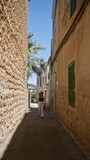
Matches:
[[28, 0, 53, 85]]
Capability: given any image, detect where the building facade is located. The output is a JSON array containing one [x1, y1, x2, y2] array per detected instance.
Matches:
[[36, 62, 49, 104], [0, 0, 28, 157], [50, 0, 90, 147]]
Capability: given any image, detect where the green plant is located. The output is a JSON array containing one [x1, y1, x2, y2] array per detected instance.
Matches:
[[31, 90, 36, 100], [25, 33, 45, 78]]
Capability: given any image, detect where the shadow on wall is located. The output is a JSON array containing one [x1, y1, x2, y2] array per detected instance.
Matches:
[[1, 108, 38, 160]]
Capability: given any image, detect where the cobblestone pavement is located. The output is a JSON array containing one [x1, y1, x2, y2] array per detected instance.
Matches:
[[1, 103, 89, 160]]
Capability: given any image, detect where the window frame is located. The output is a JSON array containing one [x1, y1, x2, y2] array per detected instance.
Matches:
[[37, 78, 39, 85], [43, 76, 44, 83], [40, 77, 42, 87], [45, 75, 47, 83], [70, 0, 77, 17], [68, 60, 76, 108]]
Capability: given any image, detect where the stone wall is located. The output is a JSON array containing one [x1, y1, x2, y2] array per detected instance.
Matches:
[[0, 0, 28, 157]]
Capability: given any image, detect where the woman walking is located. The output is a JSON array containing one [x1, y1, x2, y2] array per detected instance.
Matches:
[[38, 92, 45, 118]]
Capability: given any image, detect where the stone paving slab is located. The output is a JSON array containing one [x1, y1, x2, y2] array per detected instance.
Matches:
[[1, 104, 89, 160]]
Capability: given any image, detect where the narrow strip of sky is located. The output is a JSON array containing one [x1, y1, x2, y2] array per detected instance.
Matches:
[[28, 0, 53, 85], [28, 0, 53, 62]]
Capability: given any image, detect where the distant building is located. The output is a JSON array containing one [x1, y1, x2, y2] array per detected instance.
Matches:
[[50, 0, 90, 147], [47, 57, 52, 106], [27, 84, 36, 103], [28, 84, 36, 91], [36, 61, 49, 105]]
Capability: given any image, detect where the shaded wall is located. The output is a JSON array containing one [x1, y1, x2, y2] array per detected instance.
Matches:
[[0, 0, 28, 157]]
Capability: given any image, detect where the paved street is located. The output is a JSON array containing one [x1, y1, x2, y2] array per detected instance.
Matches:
[[1, 103, 89, 160]]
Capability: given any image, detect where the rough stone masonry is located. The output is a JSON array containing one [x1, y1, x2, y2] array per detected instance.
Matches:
[[0, 0, 28, 158]]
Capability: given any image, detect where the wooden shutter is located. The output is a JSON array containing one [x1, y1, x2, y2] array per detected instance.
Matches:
[[68, 61, 75, 108], [70, 0, 73, 17], [70, 0, 77, 17], [74, 0, 77, 9]]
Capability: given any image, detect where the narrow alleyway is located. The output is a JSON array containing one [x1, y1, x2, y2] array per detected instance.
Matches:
[[1, 104, 88, 160]]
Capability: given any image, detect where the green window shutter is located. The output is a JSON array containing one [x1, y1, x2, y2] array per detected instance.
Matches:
[[70, 0, 77, 17], [74, 0, 77, 9], [70, 0, 73, 17], [68, 61, 75, 108]]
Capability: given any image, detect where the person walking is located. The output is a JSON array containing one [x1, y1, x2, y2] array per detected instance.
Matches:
[[38, 92, 45, 118]]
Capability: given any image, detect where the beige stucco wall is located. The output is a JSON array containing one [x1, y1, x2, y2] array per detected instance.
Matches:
[[51, 1, 90, 147], [57, 0, 85, 47], [0, 0, 28, 157]]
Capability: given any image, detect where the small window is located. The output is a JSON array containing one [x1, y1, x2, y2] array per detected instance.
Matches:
[[55, 0, 57, 15], [68, 61, 75, 108], [43, 76, 44, 83], [48, 73, 49, 79], [70, 0, 77, 17], [37, 78, 39, 85], [53, 0, 57, 30], [45, 76, 47, 83], [40, 77, 42, 87]]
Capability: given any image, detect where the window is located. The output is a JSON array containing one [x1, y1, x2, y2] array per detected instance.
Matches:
[[43, 76, 44, 83], [70, 0, 77, 17], [55, 0, 57, 15], [53, 0, 57, 32], [68, 61, 75, 108], [37, 78, 39, 85], [45, 76, 47, 83], [48, 73, 49, 79], [40, 77, 42, 87]]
